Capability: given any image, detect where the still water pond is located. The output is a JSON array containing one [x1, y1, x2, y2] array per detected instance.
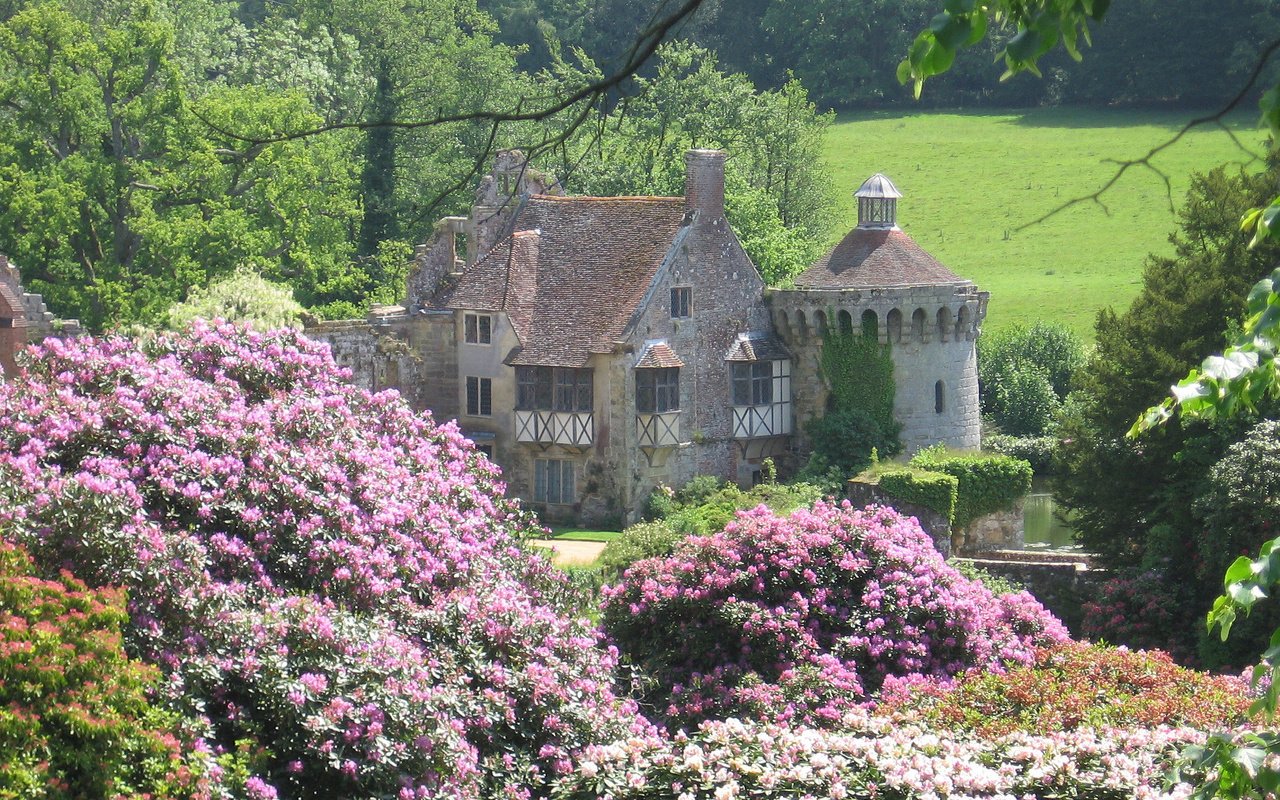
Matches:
[[1023, 478, 1081, 551]]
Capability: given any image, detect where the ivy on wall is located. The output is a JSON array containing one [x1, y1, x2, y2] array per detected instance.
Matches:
[[819, 326, 895, 430], [877, 468, 959, 523], [798, 324, 902, 476]]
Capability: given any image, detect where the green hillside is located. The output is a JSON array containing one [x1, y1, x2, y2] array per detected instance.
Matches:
[[823, 108, 1262, 338]]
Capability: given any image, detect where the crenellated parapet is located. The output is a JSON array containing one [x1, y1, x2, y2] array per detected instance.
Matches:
[[768, 284, 987, 347], [768, 283, 987, 456]]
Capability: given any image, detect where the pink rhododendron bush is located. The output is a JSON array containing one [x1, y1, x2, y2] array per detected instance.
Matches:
[[602, 503, 1069, 727], [0, 323, 640, 799]]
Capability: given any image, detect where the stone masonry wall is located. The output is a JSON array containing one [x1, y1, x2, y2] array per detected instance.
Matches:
[[0, 256, 82, 377], [958, 552, 1107, 634], [846, 477, 1025, 557], [602, 150, 775, 524], [305, 310, 456, 415], [954, 501, 1024, 553], [768, 284, 987, 455]]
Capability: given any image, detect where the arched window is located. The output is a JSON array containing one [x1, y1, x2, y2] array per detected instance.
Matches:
[[860, 309, 878, 340], [794, 310, 808, 341], [937, 307, 953, 342], [911, 308, 928, 342], [955, 306, 970, 340], [838, 309, 853, 336], [886, 308, 903, 344], [815, 310, 829, 337], [935, 380, 946, 414]]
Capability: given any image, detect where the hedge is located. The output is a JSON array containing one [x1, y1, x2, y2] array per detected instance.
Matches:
[[909, 447, 1033, 529], [876, 468, 959, 524]]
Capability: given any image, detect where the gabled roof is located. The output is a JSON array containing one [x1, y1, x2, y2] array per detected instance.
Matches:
[[725, 332, 790, 362], [635, 341, 684, 368], [793, 228, 968, 290], [429, 195, 687, 367]]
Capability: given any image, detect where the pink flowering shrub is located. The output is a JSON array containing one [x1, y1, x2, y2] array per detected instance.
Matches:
[[0, 322, 640, 798], [602, 502, 1068, 727]]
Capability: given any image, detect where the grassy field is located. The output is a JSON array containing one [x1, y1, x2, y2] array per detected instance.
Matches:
[[823, 108, 1263, 338]]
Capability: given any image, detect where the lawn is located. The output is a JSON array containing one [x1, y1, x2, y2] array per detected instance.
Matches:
[[547, 527, 621, 542], [823, 107, 1263, 339]]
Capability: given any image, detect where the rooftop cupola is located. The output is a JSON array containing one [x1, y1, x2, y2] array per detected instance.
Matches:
[[855, 173, 902, 230]]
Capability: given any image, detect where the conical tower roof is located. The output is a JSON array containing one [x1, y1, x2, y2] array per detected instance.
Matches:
[[854, 173, 903, 199]]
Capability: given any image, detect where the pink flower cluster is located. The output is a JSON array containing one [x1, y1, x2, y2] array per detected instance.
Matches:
[[602, 502, 1068, 727], [0, 322, 638, 798]]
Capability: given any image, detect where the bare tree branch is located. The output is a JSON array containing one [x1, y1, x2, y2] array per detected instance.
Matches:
[[1016, 35, 1280, 231], [192, 0, 708, 147]]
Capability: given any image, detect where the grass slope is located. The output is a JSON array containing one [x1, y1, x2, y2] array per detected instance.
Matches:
[[823, 108, 1262, 338]]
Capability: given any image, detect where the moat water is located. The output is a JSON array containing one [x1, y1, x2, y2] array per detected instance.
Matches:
[[1022, 478, 1081, 551]]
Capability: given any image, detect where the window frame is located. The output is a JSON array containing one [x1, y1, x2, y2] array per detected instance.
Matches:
[[636, 367, 680, 413], [466, 376, 492, 416], [670, 287, 692, 319], [516, 366, 592, 412], [731, 361, 774, 406], [534, 458, 576, 505], [463, 312, 492, 345]]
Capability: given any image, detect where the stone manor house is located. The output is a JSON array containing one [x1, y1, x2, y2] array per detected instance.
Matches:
[[309, 149, 987, 526]]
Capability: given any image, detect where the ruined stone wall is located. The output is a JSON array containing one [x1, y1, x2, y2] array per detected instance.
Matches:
[[0, 256, 82, 377], [305, 310, 456, 415], [768, 284, 987, 455], [958, 551, 1107, 634], [846, 479, 952, 557], [954, 502, 1025, 553]]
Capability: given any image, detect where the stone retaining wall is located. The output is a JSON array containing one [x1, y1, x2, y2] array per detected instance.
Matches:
[[958, 551, 1107, 635]]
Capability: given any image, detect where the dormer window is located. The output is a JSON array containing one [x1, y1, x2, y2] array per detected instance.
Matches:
[[464, 313, 491, 344], [731, 362, 773, 406], [636, 367, 680, 413], [671, 287, 692, 319]]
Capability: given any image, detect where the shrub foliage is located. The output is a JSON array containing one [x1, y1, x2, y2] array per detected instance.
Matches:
[[0, 323, 637, 798], [602, 502, 1067, 728], [0, 541, 204, 799], [909, 447, 1033, 529], [875, 468, 959, 524], [879, 642, 1251, 737]]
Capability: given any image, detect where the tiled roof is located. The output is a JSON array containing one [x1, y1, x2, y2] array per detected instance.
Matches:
[[431, 195, 687, 367], [724, 332, 790, 362], [635, 341, 684, 368], [794, 228, 968, 290]]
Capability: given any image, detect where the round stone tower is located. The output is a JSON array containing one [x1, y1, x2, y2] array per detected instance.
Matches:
[[769, 173, 987, 454]]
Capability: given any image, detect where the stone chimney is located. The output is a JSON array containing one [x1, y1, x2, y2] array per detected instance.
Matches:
[[684, 149, 726, 221]]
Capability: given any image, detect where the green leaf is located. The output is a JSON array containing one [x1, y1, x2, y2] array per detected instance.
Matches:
[[1226, 555, 1256, 586], [1229, 581, 1267, 610], [1233, 746, 1267, 777], [1005, 28, 1041, 63]]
